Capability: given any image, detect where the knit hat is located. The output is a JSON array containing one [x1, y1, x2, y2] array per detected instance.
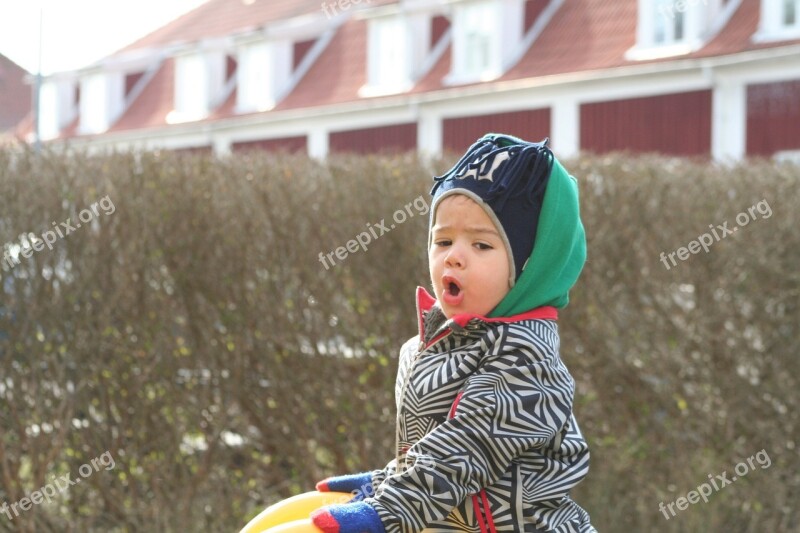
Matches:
[[430, 133, 552, 288], [429, 133, 586, 315]]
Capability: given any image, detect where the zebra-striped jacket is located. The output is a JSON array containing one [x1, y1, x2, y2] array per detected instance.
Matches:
[[364, 287, 594, 532]]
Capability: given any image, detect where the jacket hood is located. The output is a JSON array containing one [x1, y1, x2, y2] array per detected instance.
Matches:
[[489, 157, 586, 316]]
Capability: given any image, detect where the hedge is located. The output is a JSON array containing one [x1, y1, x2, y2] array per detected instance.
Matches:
[[0, 146, 797, 532]]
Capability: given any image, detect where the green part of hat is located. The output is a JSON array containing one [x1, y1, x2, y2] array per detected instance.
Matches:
[[479, 132, 526, 147], [489, 156, 586, 316]]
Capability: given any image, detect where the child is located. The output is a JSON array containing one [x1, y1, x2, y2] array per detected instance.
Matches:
[[311, 134, 594, 532]]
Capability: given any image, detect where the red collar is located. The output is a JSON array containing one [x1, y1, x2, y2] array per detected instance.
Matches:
[[415, 286, 558, 341]]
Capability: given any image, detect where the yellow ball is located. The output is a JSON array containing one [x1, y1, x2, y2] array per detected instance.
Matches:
[[239, 491, 352, 533]]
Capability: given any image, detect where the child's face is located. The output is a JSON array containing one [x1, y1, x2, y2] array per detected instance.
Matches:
[[429, 194, 511, 319]]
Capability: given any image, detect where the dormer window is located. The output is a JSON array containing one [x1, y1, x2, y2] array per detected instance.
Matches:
[[367, 16, 410, 91], [464, 2, 495, 74], [237, 42, 270, 112], [235, 40, 292, 113], [168, 51, 226, 123], [755, 0, 800, 41], [446, 0, 525, 85], [79, 71, 124, 135], [175, 53, 207, 121], [39, 79, 78, 140], [628, 0, 731, 60], [452, 0, 499, 82], [654, 0, 686, 44], [361, 10, 437, 97]]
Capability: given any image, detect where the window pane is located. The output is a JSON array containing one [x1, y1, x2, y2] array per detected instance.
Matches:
[[674, 10, 685, 41], [176, 55, 206, 118], [81, 74, 107, 133], [654, 0, 675, 43], [462, 1, 494, 74], [374, 18, 406, 86], [653, 0, 688, 44], [238, 44, 270, 111], [654, 9, 666, 43], [784, 0, 797, 26]]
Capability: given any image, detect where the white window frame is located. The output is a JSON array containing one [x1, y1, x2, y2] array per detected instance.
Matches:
[[79, 74, 109, 134], [234, 39, 292, 113], [463, 3, 494, 74], [236, 42, 273, 113], [784, 0, 800, 27], [755, 0, 800, 41], [171, 53, 209, 122], [446, 0, 526, 84], [627, 0, 729, 60], [363, 16, 413, 96], [448, 0, 501, 84], [78, 72, 124, 135], [654, 0, 688, 45], [169, 51, 225, 123], [39, 79, 77, 140]]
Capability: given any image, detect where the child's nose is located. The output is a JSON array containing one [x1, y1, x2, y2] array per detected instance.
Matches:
[[445, 244, 465, 268]]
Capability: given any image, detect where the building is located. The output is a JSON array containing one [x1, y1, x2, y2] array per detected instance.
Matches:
[[20, 0, 800, 160], [0, 54, 31, 139]]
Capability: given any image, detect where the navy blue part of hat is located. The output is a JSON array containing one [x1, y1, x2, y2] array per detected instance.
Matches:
[[430, 133, 554, 281]]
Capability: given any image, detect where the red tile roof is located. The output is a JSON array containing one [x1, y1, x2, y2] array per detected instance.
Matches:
[[411, 43, 452, 95], [210, 86, 237, 120], [116, 0, 324, 55], [62, 0, 800, 138], [61, 115, 80, 138], [505, 0, 637, 80], [413, 0, 800, 93], [110, 58, 175, 132], [276, 19, 368, 110], [0, 54, 32, 132], [692, 0, 800, 57]]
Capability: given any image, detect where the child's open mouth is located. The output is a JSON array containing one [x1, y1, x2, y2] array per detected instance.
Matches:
[[441, 276, 464, 306], [448, 282, 459, 296]]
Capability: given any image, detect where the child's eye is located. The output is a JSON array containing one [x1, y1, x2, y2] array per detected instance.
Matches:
[[475, 242, 493, 250], [434, 239, 452, 247]]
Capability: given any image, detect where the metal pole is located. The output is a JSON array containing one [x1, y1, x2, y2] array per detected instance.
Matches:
[[33, 5, 43, 153]]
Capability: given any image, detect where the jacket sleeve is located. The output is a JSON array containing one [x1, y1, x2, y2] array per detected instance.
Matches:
[[368, 459, 397, 495], [367, 334, 417, 495], [366, 344, 576, 533], [372, 335, 419, 490]]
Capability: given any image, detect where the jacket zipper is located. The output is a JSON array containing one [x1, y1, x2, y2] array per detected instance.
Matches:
[[395, 299, 453, 467], [394, 332, 451, 466], [400, 296, 496, 531]]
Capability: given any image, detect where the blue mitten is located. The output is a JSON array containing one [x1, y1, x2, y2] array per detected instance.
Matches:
[[315, 472, 373, 501], [310, 502, 384, 533]]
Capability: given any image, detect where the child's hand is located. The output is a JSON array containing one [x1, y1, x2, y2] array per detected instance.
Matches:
[[310, 502, 384, 533], [315, 472, 373, 501]]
